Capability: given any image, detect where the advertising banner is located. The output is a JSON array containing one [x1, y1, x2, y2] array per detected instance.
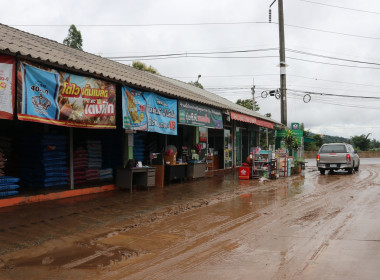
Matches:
[[17, 62, 116, 129], [230, 111, 256, 124], [178, 100, 223, 129], [0, 56, 15, 120], [256, 119, 274, 129], [121, 86, 147, 131], [143, 92, 177, 135]]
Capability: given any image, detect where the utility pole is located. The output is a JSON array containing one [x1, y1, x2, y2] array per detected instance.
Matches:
[[278, 0, 287, 126], [251, 78, 255, 111]]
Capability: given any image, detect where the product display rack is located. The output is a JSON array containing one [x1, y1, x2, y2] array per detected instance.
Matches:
[[252, 150, 272, 179], [275, 152, 288, 177], [206, 155, 219, 171]]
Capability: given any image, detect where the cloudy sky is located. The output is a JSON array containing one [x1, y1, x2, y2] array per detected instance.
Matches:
[[3, 0, 380, 140]]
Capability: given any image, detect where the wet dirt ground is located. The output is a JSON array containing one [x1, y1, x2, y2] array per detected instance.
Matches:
[[1, 159, 380, 279]]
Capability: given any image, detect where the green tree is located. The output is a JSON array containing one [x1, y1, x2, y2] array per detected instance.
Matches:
[[351, 134, 371, 151], [369, 139, 380, 150], [313, 134, 323, 148], [300, 123, 316, 151], [236, 99, 260, 111], [132, 61, 159, 74], [283, 129, 299, 156], [188, 81, 204, 89], [63, 24, 83, 50]]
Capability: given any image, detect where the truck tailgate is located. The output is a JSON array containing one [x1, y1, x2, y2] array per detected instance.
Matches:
[[319, 153, 347, 163]]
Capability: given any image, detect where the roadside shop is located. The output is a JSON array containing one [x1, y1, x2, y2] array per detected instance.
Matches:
[[0, 23, 281, 204]]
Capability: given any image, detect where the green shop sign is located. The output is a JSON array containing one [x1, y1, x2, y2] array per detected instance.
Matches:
[[178, 100, 223, 129]]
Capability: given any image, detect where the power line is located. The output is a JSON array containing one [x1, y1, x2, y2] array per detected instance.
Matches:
[[288, 74, 380, 88], [284, 23, 380, 40], [287, 84, 380, 95], [288, 89, 380, 100], [105, 48, 278, 59], [297, 0, 380, 15], [287, 93, 380, 110], [113, 55, 279, 62], [288, 57, 380, 70], [172, 74, 278, 79], [10, 20, 380, 41], [287, 48, 380, 67], [114, 53, 380, 70], [9, 21, 270, 27]]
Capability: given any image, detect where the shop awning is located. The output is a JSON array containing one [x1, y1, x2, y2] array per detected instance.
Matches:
[[256, 119, 274, 129], [231, 111, 274, 129], [230, 111, 256, 124]]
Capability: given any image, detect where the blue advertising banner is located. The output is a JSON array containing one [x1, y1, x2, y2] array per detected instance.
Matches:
[[143, 92, 177, 135], [121, 86, 147, 131], [22, 63, 60, 120], [18, 62, 116, 128]]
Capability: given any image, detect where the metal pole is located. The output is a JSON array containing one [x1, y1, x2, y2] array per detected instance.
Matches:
[[251, 78, 255, 111], [278, 0, 287, 126], [69, 127, 74, 190]]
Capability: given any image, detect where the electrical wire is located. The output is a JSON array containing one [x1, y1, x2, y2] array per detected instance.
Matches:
[[288, 89, 380, 100], [297, 0, 380, 15], [286, 93, 380, 110], [115, 54, 380, 70], [284, 23, 380, 40], [10, 19, 380, 41], [9, 21, 270, 27], [287, 84, 380, 95], [287, 74, 380, 88], [287, 49, 380, 66], [288, 57, 380, 70], [113, 55, 279, 62], [105, 48, 278, 59]]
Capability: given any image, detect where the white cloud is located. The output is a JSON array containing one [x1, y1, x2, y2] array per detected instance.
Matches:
[[2, 0, 380, 140]]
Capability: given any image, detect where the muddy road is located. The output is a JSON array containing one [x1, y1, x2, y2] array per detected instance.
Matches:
[[1, 160, 380, 279]]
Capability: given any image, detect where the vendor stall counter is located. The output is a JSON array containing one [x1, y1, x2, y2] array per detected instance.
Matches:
[[165, 163, 188, 184], [116, 167, 156, 192], [187, 162, 207, 179]]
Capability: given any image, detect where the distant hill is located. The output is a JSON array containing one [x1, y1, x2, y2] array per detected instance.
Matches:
[[308, 132, 350, 143], [322, 135, 350, 143]]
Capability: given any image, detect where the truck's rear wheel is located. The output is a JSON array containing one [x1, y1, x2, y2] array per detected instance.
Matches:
[[319, 169, 325, 175]]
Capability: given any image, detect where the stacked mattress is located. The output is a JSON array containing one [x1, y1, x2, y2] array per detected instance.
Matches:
[[73, 147, 88, 185], [0, 136, 12, 177], [0, 176, 20, 197], [86, 140, 102, 181], [19, 134, 68, 188]]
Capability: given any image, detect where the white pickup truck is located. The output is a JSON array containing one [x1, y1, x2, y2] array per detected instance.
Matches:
[[316, 143, 360, 175]]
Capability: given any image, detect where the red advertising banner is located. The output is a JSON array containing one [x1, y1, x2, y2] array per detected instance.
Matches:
[[256, 119, 274, 129], [17, 62, 116, 129], [0, 56, 15, 120], [231, 111, 256, 124], [231, 111, 274, 129]]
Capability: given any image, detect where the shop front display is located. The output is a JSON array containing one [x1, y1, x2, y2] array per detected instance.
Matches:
[[224, 129, 233, 168], [235, 127, 242, 166], [178, 100, 224, 174]]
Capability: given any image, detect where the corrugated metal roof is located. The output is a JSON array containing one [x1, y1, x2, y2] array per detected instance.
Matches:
[[0, 23, 282, 127]]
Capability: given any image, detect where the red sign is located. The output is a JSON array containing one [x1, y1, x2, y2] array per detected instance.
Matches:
[[256, 119, 274, 129], [230, 111, 256, 124], [0, 55, 15, 120]]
